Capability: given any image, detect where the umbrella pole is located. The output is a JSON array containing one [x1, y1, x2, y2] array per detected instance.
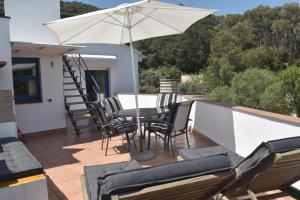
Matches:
[[128, 26, 143, 152]]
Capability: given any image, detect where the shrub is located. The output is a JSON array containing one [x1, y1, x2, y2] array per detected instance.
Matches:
[[230, 68, 278, 108], [259, 81, 291, 115], [208, 86, 232, 104]]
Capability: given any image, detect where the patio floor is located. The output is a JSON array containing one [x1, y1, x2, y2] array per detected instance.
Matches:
[[24, 126, 212, 200], [24, 127, 295, 200]]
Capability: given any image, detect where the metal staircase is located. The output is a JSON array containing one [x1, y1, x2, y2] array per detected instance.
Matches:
[[63, 54, 101, 134]]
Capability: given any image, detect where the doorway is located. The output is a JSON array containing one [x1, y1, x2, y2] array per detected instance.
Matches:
[[85, 70, 109, 102]]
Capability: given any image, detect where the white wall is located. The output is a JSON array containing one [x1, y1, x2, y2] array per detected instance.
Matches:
[[0, 176, 48, 200], [0, 17, 13, 92], [14, 54, 66, 134], [5, 0, 60, 44], [0, 17, 17, 138], [194, 101, 300, 157], [71, 43, 140, 96]]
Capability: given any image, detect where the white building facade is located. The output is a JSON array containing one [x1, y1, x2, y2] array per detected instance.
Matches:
[[0, 0, 141, 135]]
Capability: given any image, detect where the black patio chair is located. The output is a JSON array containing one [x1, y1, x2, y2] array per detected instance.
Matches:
[[145, 101, 194, 156], [102, 96, 124, 119], [89, 103, 137, 156]]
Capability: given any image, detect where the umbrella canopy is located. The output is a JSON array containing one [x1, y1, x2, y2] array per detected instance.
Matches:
[[45, 0, 216, 45], [45, 0, 216, 150]]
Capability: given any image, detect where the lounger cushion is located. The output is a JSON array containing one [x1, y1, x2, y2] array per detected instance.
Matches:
[[84, 160, 142, 200], [179, 146, 244, 167], [267, 136, 300, 153], [99, 154, 233, 200], [0, 137, 43, 182]]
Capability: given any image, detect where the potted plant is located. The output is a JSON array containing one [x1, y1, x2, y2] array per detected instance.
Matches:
[[0, 60, 7, 68]]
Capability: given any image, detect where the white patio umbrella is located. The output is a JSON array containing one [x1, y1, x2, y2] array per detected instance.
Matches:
[[45, 0, 216, 148]]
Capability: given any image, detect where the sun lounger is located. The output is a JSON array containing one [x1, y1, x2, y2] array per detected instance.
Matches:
[[179, 136, 300, 199], [82, 154, 236, 200]]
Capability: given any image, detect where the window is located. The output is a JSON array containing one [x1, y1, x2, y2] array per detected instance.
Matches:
[[12, 57, 42, 104]]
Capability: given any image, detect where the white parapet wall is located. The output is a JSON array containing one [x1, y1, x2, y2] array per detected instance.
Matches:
[[194, 100, 300, 156], [0, 175, 48, 200]]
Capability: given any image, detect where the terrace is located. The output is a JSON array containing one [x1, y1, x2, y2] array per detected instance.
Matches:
[[21, 94, 300, 200]]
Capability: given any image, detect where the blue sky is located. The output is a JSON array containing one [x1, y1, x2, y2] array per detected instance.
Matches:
[[65, 0, 298, 15]]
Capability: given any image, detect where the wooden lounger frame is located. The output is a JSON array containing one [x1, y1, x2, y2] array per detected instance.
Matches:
[[81, 171, 236, 200], [223, 149, 300, 200]]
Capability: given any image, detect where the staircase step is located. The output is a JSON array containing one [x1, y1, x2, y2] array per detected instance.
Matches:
[[65, 94, 88, 98], [73, 115, 95, 120], [64, 69, 76, 73], [77, 123, 102, 130], [68, 108, 92, 114], [64, 75, 78, 79], [64, 82, 79, 85], [64, 88, 85, 91], [66, 101, 85, 106]]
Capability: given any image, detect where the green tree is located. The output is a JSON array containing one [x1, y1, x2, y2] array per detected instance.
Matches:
[[259, 81, 291, 114], [230, 68, 278, 108], [208, 86, 232, 104], [60, 1, 99, 18], [279, 66, 300, 116]]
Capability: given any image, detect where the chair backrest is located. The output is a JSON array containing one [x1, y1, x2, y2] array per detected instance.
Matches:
[[103, 97, 123, 114], [172, 101, 194, 132], [156, 93, 177, 108], [224, 136, 300, 197], [90, 103, 109, 126]]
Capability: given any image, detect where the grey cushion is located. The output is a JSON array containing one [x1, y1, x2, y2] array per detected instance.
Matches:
[[267, 136, 300, 153], [0, 137, 43, 182], [179, 146, 244, 167], [99, 155, 233, 200], [84, 160, 142, 200]]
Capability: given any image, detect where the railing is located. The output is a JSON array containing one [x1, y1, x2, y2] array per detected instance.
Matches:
[[69, 54, 101, 102]]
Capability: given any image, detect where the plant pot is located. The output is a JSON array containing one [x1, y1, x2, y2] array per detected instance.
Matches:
[[0, 61, 7, 68], [160, 79, 178, 93]]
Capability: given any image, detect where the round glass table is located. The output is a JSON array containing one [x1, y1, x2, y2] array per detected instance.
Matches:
[[113, 107, 169, 161]]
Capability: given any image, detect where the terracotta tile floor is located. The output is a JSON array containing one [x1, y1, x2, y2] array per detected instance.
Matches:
[[24, 127, 211, 200], [24, 127, 295, 200]]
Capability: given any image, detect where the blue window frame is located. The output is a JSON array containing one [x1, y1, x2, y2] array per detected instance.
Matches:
[[12, 57, 42, 104]]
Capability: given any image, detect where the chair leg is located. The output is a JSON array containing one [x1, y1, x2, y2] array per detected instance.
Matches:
[[185, 131, 190, 149], [147, 131, 151, 150], [169, 137, 174, 157], [125, 133, 131, 152], [133, 136, 137, 150], [101, 135, 105, 150], [163, 135, 167, 150], [105, 135, 109, 156]]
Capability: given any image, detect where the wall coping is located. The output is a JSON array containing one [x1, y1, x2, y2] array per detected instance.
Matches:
[[198, 100, 300, 127]]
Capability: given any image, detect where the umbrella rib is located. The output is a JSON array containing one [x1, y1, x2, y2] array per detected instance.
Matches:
[[120, 10, 127, 44], [61, 14, 115, 44], [130, 7, 183, 33], [131, 8, 157, 28], [105, 13, 127, 27]]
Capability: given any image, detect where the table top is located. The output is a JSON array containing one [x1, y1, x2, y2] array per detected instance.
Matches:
[[114, 107, 169, 118]]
